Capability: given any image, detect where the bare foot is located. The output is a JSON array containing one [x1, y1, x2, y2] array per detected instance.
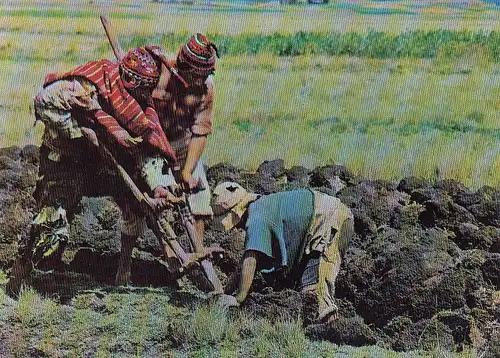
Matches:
[[319, 303, 339, 324], [325, 312, 339, 324], [6, 258, 33, 298], [180, 246, 225, 267], [114, 272, 131, 286]]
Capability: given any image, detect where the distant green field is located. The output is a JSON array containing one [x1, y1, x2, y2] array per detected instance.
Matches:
[[0, 1, 498, 187], [2, 30, 499, 62]]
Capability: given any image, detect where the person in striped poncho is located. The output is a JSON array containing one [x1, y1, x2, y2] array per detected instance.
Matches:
[[38, 46, 176, 162], [6, 46, 184, 295]]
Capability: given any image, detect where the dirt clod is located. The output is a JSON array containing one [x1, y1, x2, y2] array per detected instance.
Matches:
[[1, 145, 499, 352]]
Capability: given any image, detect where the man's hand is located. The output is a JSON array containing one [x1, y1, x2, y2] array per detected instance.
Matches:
[[181, 169, 199, 191], [144, 186, 184, 213], [217, 294, 239, 309], [153, 186, 184, 204], [115, 129, 143, 148], [181, 135, 206, 191], [234, 250, 258, 306], [144, 194, 170, 213], [183, 246, 225, 267]]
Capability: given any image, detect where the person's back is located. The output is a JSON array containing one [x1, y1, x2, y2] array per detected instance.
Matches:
[[39, 50, 175, 162], [213, 182, 354, 322], [245, 189, 315, 274]]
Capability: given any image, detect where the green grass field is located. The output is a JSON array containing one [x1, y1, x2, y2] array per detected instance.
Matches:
[[0, 0, 498, 188], [0, 281, 484, 357]]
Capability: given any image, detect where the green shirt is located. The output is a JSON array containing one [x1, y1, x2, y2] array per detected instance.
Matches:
[[244, 189, 314, 275]]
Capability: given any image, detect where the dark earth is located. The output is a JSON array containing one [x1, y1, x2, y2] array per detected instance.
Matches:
[[0, 145, 499, 355]]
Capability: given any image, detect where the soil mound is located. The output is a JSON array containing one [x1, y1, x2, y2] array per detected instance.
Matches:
[[0, 146, 499, 354]]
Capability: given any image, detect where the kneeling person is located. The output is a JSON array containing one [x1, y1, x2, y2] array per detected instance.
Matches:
[[213, 182, 354, 322]]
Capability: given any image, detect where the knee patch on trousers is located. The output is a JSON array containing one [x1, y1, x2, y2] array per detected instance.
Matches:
[[31, 206, 69, 264]]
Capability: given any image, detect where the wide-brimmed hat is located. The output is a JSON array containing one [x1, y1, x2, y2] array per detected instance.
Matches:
[[120, 47, 160, 90], [212, 182, 259, 231], [176, 33, 219, 77]]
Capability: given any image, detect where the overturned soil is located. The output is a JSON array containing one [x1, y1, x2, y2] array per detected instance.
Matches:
[[0, 146, 499, 354]]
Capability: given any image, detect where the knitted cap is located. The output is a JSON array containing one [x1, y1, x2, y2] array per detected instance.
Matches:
[[120, 47, 160, 89], [177, 33, 218, 76]]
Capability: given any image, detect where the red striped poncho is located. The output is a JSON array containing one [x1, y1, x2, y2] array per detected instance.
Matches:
[[43, 59, 176, 162]]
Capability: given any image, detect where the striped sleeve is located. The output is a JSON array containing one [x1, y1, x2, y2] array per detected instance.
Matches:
[[94, 109, 131, 143], [143, 106, 177, 161]]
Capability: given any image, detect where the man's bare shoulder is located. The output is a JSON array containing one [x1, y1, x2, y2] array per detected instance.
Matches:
[[152, 62, 176, 100]]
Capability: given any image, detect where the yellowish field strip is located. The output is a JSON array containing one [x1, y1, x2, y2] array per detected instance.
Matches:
[[1, 2, 499, 36]]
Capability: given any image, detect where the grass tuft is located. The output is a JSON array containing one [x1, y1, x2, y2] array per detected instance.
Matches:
[[168, 302, 239, 350]]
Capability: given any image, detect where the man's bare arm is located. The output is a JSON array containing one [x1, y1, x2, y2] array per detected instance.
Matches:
[[181, 135, 206, 189], [235, 250, 259, 304], [181, 77, 214, 189]]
